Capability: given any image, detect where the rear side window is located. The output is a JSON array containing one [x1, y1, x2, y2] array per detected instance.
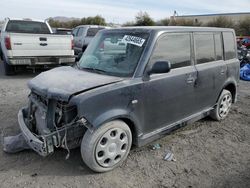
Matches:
[[214, 33, 223, 60], [77, 27, 84, 36], [150, 33, 191, 69], [6, 20, 50, 34], [223, 32, 236, 60], [87, 28, 104, 37], [194, 33, 215, 64]]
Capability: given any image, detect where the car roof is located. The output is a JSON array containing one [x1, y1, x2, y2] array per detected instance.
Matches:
[[106, 26, 235, 33]]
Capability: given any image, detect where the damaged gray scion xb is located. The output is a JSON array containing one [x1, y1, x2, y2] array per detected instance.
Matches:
[[18, 27, 239, 172]]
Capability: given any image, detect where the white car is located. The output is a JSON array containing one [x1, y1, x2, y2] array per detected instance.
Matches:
[[0, 18, 75, 75]]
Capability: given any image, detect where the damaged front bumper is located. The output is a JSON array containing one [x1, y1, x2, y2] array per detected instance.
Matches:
[[18, 106, 86, 157], [18, 108, 53, 156]]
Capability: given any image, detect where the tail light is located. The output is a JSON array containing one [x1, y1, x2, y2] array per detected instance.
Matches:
[[5, 37, 11, 50], [71, 39, 74, 50]]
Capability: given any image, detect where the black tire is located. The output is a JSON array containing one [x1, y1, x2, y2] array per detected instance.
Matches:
[[81, 120, 132, 172], [3, 57, 15, 75], [210, 89, 232, 121]]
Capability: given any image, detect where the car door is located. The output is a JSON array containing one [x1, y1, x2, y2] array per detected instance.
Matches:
[[142, 33, 198, 134], [193, 32, 227, 110], [74, 27, 85, 54]]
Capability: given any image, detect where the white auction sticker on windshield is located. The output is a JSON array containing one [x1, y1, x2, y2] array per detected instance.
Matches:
[[121, 35, 146, 47]]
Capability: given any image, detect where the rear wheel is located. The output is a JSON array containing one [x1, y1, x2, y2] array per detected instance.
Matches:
[[81, 120, 132, 172], [3, 57, 15, 75], [210, 89, 232, 121]]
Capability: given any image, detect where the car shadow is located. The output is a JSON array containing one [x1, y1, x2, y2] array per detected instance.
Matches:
[[1, 147, 95, 176], [0, 61, 61, 79]]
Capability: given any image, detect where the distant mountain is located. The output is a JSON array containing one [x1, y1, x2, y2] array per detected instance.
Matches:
[[48, 16, 80, 22]]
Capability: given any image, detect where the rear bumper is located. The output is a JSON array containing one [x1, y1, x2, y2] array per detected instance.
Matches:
[[8, 56, 75, 65], [18, 108, 54, 157]]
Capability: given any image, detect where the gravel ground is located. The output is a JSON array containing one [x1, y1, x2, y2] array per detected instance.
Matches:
[[0, 63, 249, 188]]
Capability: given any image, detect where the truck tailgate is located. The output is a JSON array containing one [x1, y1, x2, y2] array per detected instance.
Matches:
[[9, 33, 73, 57]]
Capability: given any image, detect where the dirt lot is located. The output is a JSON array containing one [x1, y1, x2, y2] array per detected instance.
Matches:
[[0, 63, 249, 188]]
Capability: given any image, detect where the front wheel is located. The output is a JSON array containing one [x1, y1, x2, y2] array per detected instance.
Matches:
[[210, 89, 232, 121], [81, 120, 132, 172]]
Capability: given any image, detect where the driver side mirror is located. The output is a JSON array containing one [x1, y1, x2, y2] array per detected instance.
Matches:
[[148, 61, 171, 75]]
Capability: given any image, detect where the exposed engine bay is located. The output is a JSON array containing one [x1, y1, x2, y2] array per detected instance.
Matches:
[[17, 92, 86, 158]]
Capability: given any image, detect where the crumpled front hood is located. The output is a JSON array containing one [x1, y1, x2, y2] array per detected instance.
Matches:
[[28, 66, 123, 101]]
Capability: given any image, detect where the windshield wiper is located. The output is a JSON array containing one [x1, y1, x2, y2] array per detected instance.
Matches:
[[81, 67, 107, 74]]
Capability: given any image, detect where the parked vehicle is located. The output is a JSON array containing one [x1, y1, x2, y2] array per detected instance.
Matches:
[[0, 18, 75, 75], [72, 25, 109, 55], [17, 27, 239, 172]]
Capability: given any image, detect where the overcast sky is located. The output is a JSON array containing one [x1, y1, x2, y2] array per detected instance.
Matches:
[[0, 0, 250, 23]]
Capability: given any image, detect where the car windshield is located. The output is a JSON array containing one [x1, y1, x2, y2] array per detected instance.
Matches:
[[6, 20, 51, 34], [78, 31, 149, 77]]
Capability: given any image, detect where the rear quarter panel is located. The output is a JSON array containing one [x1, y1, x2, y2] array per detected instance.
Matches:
[[224, 31, 240, 101]]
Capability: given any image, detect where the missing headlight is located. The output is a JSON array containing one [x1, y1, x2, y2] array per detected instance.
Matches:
[[56, 102, 78, 126]]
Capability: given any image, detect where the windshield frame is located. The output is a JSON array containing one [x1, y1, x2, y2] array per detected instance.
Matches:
[[77, 29, 151, 78]]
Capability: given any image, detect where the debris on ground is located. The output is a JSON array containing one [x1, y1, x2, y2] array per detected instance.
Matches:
[[240, 64, 250, 81], [3, 133, 30, 153], [30, 173, 38, 177], [164, 150, 176, 161], [151, 143, 161, 150]]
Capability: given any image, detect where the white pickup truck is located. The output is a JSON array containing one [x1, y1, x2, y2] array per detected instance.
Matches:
[[0, 18, 75, 75]]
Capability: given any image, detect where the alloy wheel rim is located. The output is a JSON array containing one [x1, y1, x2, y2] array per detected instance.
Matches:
[[219, 94, 232, 118], [95, 128, 129, 168]]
